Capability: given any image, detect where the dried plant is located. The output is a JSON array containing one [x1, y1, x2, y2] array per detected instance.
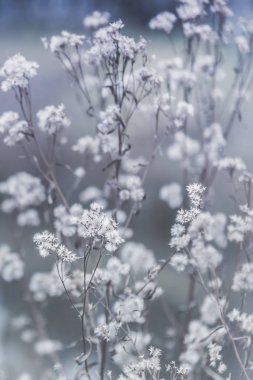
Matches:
[[1, 2, 253, 379]]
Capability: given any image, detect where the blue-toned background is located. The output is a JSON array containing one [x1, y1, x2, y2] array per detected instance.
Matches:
[[0, 0, 253, 32]]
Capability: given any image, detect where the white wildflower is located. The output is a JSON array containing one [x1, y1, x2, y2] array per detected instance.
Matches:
[[159, 183, 183, 209], [0, 245, 24, 282], [120, 242, 156, 275], [0, 54, 39, 91], [33, 231, 77, 262], [0, 172, 46, 212], [0, 111, 28, 146], [17, 209, 40, 227], [42, 31, 85, 53], [149, 12, 177, 34], [79, 203, 124, 252], [34, 339, 62, 355], [37, 104, 70, 134], [83, 11, 110, 30]]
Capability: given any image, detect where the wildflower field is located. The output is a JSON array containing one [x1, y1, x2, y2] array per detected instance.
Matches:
[[1, 1, 253, 379]]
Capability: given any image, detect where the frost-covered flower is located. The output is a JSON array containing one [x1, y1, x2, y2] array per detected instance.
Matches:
[[170, 253, 189, 272], [34, 339, 62, 355], [17, 209, 40, 227], [42, 31, 85, 53], [114, 295, 145, 324], [79, 203, 124, 252], [106, 257, 130, 288], [159, 182, 183, 209], [114, 331, 151, 368], [217, 157, 246, 173], [136, 66, 162, 90], [83, 11, 110, 30], [189, 212, 227, 248], [167, 132, 201, 161], [119, 346, 162, 379], [85, 20, 146, 66], [177, 0, 202, 21], [235, 35, 250, 54], [0, 245, 24, 282], [120, 242, 156, 275], [33, 231, 77, 262], [228, 309, 253, 335], [95, 321, 120, 342], [191, 241, 222, 273], [0, 111, 29, 146], [208, 343, 222, 367], [37, 104, 70, 134], [180, 320, 210, 370], [29, 269, 64, 301], [0, 54, 39, 91], [227, 207, 253, 242], [186, 183, 206, 207], [183, 22, 217, 41], [194, 55, 215, 74], [54, 203, 83, 237], [203, 123, 226, 162], [176, 208, 200, 225], [97, 105, 120, 134], [210, 0, 233, 17], [200, 296, 222, 325], [232, 263, 253, 292], [79, 186, 103, 204], [72, 136, 101, 161], [118, 175, 145, 203], [149, 12, 177, 34], [0, 172, 46, 212]]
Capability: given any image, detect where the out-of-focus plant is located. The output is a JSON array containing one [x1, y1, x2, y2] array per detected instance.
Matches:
[[1, 2, 253, 379]]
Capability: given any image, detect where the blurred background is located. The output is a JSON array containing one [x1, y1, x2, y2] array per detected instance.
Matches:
[[1, 0, 253, 378]]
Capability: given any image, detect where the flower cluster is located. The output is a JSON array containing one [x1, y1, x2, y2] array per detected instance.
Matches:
[[149, 12, 177, 34], [1, 2, 253, 379], [0, 172, 46, 213], [0, 245, 24, 282], [0, 53, 39, 91], [0, 111, 29, 146], [42, 31, 85, 53], [83, 11, 110, 30], [33, 231, 77, 262], [36, 104, 70, 135], [79, 202, 124, 251]]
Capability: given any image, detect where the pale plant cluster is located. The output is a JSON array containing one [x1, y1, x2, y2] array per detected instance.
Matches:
[[1, 1, 253, 379]]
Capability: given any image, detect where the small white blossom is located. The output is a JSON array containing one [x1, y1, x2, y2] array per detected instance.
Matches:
[[114, 295, 145, 324], [186, 183, 206, 208], [159, 183, 183, 209], [0, 172, 46, 212], [0, 54, 39, 91], [34, 339, 62, 355], [33, 231, 77, 262], [170, 253, 189, 272], [120, 242, 156, 275], [232, 263, 253, 292], [29, 269, 63, 301], [83, 11, 110, 30], [149, 12, 177, 34], [235, 35, 250, 54], [37, 104, 70, 134], [42, 31, 85, 53], [0, 244, 24, 282], [17, 209, 40, 227], [217, 157, 246, 173], [72, 136, 101, 162], [0, 111, 28, 146], [79, 203, 124, 252]]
